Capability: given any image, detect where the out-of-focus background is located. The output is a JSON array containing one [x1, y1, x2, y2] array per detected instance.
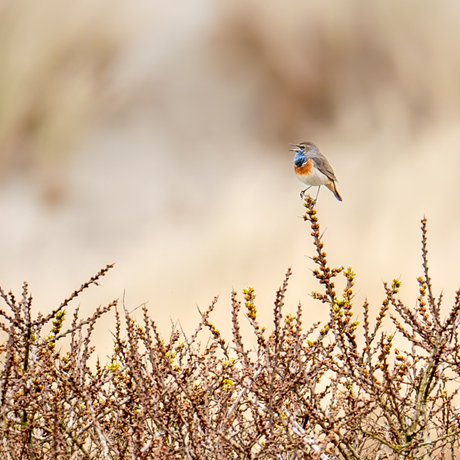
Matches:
[[1, 1, 460, 350]]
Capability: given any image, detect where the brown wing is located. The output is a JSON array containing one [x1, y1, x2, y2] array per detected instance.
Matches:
[[310, 154, 338, 182]]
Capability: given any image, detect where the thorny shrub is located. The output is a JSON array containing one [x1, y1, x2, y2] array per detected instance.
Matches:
[[1, 196, 460, 459]]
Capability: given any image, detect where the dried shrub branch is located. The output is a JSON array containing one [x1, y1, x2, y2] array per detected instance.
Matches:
[[0, 198, 459, 459]]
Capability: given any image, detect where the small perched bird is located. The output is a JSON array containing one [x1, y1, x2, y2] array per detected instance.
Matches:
[[291, 141, 342, 201]]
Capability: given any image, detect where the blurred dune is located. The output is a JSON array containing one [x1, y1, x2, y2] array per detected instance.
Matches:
[[1, 1, 460, 351]]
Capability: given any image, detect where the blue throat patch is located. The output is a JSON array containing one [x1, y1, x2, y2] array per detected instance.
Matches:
[[294, 150, 306, 167]]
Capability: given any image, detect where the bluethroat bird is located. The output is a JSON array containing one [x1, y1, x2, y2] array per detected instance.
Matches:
[[291, 141, 342, 201]]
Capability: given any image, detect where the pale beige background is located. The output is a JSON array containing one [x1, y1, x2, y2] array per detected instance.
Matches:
[[1, 1, 460, 354]]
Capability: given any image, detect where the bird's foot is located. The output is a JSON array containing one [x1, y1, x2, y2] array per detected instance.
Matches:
[[300, 186, 312, 200]]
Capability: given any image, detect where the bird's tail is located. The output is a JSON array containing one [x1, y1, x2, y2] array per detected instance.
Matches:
[[326, 182, 342, 201]]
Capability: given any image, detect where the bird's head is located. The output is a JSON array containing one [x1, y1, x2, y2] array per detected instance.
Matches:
[[290, 141, 318, 153], [290, 141, 318, 165]]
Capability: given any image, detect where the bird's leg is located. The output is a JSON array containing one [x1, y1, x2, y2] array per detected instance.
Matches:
[[314, 186, 321, 203], [300, 186, 312, 199]]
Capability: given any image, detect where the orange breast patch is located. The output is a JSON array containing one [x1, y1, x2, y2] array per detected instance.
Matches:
[[294, 158, 313, 175]]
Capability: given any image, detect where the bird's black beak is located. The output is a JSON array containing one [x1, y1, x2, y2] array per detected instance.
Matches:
[[289, 143, 302, 152]]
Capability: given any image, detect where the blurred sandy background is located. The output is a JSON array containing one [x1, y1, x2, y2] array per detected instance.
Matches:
[[1, 1, 460, 352]]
